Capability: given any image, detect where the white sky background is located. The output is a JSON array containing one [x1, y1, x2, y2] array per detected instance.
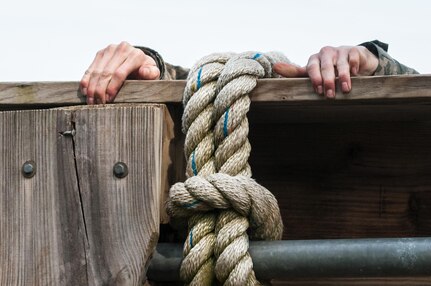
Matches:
[[0, 0, 430, 81]]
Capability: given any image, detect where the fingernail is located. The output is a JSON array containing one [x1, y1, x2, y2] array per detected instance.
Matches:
[[342, 82, 349, 92], [87, 97, 94, 105], [82, 87, 87, 95], [326, 89, 334, 98], [317, 85, 323, 95]]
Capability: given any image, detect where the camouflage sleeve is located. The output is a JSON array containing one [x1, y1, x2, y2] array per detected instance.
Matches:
[[359, 40, 419, 75], [135, 46, 190, 80]]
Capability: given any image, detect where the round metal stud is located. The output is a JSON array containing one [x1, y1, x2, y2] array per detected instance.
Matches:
[[22, 160, 36, 178], [113, 162, 128, 178]]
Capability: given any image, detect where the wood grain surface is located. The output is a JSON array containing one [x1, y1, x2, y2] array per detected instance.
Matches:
[[0, 104, 166, 285], [0, 109, 87, 285], [1, 75, 431, 107]]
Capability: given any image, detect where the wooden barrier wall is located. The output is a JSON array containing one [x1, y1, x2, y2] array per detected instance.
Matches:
[[1, 75, 431, 285]]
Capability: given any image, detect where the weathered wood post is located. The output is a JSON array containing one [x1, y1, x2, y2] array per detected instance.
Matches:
[[0, 104, 168, 285]]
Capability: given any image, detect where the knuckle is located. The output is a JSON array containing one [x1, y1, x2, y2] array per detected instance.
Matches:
[[113, 69, 128, 81], [310, 79, 321, 89], [92, 69, 102, 77], [86, 86, 95, 97], [350, 46, 361, 52], [338, 71, 349, 81], [309, 76, 321, 86], [100, 69, 112, 79], [107, 44, 116, 52], [117, 41, 131, 53], [119, 41, 130, 48], [319, 46, 334, 54], [307, 54, 319, 65], [96, 50, 104, 58], [323, 78, 334, 88], [80, 80, 89, 90], [306, 70, 322, 86]]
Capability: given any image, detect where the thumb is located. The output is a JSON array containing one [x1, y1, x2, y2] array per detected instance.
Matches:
[[273, 62, 307, 78], [138, 65, 161, 80]]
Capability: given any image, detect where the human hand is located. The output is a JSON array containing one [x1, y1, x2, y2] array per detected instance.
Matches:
[[273, 45, 379, 98], [80, 42, 160, 104]]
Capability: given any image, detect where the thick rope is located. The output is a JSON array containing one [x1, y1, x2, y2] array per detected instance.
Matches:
[[168, 174, 283, 240], [168, 51, 289, 285]]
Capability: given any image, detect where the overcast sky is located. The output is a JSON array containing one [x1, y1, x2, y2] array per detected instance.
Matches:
[[1, 0, 430, 81]]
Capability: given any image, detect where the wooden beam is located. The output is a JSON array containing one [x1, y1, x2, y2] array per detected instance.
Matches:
[[0, 104, 166, 285], [1, 75, 431, 107], [70, 104, 164, 284]]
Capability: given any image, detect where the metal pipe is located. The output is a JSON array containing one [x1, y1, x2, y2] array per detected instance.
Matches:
[[147, 238, 431, 281]]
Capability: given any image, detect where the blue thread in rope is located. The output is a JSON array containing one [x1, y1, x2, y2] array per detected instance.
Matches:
[[189, 227, 194, 247], [197, 67, 203, 89], [192, 150, 198, 176], [183, 200, 200, 209], [223, 108, 230, 138], [253, 53, 262, 60]]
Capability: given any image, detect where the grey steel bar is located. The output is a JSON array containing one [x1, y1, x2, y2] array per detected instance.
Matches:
[[147, 238, 431, 281]]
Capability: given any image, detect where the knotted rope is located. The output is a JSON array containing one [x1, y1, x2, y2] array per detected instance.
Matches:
[[168, 51, 289, 285]]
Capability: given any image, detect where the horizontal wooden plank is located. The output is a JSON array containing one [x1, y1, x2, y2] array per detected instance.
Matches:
[[1, 74, 431, 107]]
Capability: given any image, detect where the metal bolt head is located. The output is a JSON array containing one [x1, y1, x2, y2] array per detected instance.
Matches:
[[22, 160, 36, 178], [113, 162, 128, 178]]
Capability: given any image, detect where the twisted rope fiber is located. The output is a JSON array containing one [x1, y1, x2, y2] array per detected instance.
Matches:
[[168, 51, 289, 285]]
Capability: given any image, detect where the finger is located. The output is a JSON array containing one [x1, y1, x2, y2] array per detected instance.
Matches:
[[138, 65, 160, 80], [97, 43, 135, 102], [319, 47, 337, 98], [80, 70, 91, 96], [106, 49, 149, 102], [81, 51, 104, 104], [87, 45, 117, 104], [336, 48, 351, 93], [86, 94, 94, 105], [348, 48, 360, 76], [306, 55, 323, 95], [273, 63, 307, 78]]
